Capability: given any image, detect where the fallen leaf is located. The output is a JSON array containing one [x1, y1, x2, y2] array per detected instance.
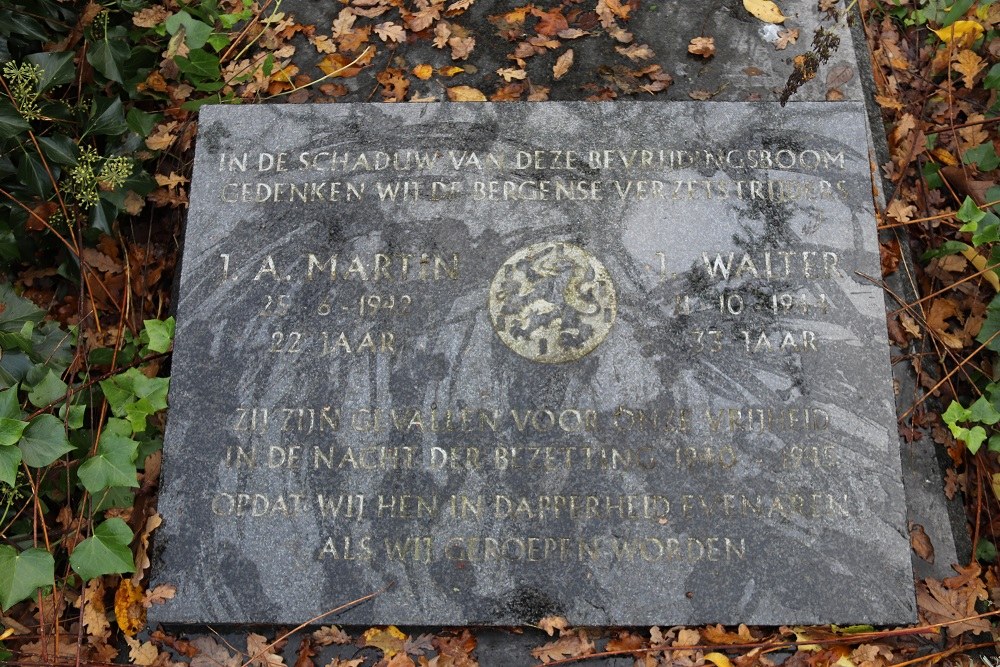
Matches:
[[743, 0, 786, 24], [363, 626, 407, 658], [145, 122, 179, 151], [125, 636, 160, 666], [689, 89, 713, 100], [705, 653, 734, 667], [191, 637, 241, 667], [312, 625, 352, 646], [412, 64, 434, 79], [114, 578, 146, 637], [953, 49, 986, 88], [916, 577, 990, 637], [375, 21, 406, 43], [332, 8, 357, 37], [438, 65, 465, 76], [558, 28, 589, 39], [553, 49, 574, 79], [78, 578, 110, 641], [142, 584, 176, 607], [616, 43, 654, 61], [539, 615, 569, 636], [497, 67, 527, 81], [775, 28, 799, 50], [449, 35, 475, 59], [447, 85, 487, 101], [688, 36, 715, 57], [133, 6, 170, 27], [531, 631, 595, 663], [932, 20, 984, 47], [247, 633, 286, 667], [908, 522, 935, 563]]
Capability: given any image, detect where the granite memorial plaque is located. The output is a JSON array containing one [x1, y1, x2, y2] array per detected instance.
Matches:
[[152, 100, 917, 626]]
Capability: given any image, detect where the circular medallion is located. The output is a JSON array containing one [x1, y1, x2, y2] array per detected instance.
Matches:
[[488, 241, 617, 364]]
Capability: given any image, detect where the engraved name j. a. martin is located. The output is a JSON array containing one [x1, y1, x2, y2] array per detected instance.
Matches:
[[488, 241, 617, 363]]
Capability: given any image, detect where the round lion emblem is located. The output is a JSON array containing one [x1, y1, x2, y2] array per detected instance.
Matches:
[[488, 241, 617, 364]]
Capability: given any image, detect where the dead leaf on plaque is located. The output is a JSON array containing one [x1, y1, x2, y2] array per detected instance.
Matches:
[[908, 521, 935, 563], [688, 36, 715, 57], [743, 0, 786, 23]]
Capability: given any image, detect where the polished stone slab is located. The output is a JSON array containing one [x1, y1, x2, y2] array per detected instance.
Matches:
[[151, 100, 916, 626]]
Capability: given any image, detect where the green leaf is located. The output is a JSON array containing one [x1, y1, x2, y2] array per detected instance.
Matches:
[[126, 108, 160, 138], [87, 39, 130, 84], [972, 214, 1000, 246], [940, 0, 976, 27], [69, 518, 135, 581], [16, 152, 52, 198], [36, 135, 77, 165], [176, 49, 221, 82], [206, 33, 231, 52], [978, 293, 1000, 352], [965, 425, 987, 454], [964, 142, 1000, 171], [77, 429, 139, 493], [143, 317, 175, 353], [957, 196, 986, 225], [0, 418, 28, 447], [0, 444, 21, 486], [25, 52, 76, 92], [922, 240, 970, 260], [99, 368, 168, 433], [0, 100, 31, 139], [165, 11, 214, 49], [988, 434, 1000, 453], [27, 369, 67, 408], [58, 402, 85, 430], [986, 63, 1000, 90], [0, 385, 21, 420], [19, 414, 73, 467], [0, 546, 54, 611], [85, 97, 127, 137], [976, 539, 998, 563], [942, 400, 971, 427], [970, 396, 1000, 425]]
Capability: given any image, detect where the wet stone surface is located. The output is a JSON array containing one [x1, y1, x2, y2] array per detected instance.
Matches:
[[151, 100, 917, 627]]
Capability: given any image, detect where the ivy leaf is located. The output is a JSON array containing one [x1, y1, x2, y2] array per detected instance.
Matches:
[[922, 240, 970, 259], [165, 11, 214, 49], [0, 284, 43, 333], [77, 427, 140, 493], [19, 413, 74, 467], [0, 100, 31, 139], [26, 51, 76, 92], [977, 293, 1000, 352], [964, 142, 1000, 171], [0, 418, 28, 447], [985, 63, 1000, 90], [0, 546, 54, 611], [970, 396, 1000, 425], [85, 97, 127, 137], [175, 50, 221, 83], [0, 385, 21, 420], [0, 445, 21, 487], [142, 318, 174, 353], [100, 368, 168, 433], [69, 518, 135, 581], [27, 369, 67, 408], [36, 135, 78, 165], [87, 38, 130, 84]]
